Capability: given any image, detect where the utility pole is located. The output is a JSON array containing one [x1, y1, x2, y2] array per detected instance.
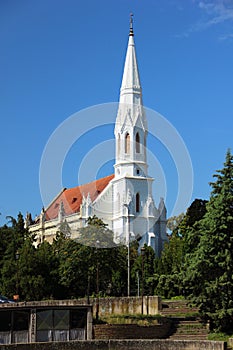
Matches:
[[141, 246, 145, 314], [123, 202, 131, 297], [95, 240, 100, 320]]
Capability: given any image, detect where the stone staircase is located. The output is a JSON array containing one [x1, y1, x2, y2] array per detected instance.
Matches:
[[167, 318, 209, 340], [161, 300, 209, 341]]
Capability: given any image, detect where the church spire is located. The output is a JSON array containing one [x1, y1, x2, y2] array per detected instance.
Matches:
[[119, 14, 143, 107], [114, 16, 148, 178]]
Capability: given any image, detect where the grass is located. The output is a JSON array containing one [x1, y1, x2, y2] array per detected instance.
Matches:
[[208, 332, 233, 342], [170, 296, 186, 301], [162, 311, 200, 318], [95, 313, 165, 326]]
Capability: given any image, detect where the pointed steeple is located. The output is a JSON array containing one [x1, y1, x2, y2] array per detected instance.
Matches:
[[119, 14, 143, 107], [114, 15, 148, 179]]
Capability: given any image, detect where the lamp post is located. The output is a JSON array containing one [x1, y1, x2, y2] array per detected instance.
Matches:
[[95, 240, 100, 320], [15, 250, 20, 301], [137, 271, 140, 297], [127, 207, 130, 298], [87, 270, 90, 305], [141, 246, 145, 314], [124, 203, 130, 297]]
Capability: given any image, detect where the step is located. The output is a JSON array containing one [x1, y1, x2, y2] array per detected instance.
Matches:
[[161, 309, 199, 316], [169, 334, 208, 340]]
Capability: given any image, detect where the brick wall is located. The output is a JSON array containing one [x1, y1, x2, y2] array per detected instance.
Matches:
[[94, 322, 171, 339]]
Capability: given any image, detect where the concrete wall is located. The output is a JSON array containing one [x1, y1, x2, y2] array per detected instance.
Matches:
[[90, 296, 161, 316], [0, 339, 226, 350]]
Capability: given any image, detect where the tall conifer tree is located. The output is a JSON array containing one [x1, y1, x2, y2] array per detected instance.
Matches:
[[184, 150, 233, 331]]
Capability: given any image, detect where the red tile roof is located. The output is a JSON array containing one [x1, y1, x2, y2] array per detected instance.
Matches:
[[45, 174, 114, 221]]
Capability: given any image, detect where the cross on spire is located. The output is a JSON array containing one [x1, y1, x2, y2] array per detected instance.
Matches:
[[129, 13, 134, 36]]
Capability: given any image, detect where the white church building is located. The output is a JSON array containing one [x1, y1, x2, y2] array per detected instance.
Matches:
[[29, 18, 168, 256]]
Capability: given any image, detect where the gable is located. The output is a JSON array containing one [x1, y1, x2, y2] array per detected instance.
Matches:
[[45, 174, 114, 221]]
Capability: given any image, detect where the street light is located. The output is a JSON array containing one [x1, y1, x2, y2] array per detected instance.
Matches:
[[86, 270, 90, 305], [141, 246, 145, 314], [95, 240, 100, 320], [15, 250, 20, 301], [137, 271, 140, 297], [124, 203, 130, 297]]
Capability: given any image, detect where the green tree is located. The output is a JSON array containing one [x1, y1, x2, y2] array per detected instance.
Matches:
[[76, 215, 116, 248], [1, 213, 28, 298], [56, 216, 129, 298], [151, 233, 184, 298], [56, 238, 89, 298], [0, 224, 14, 288], [183, 150, 233, 331], [35, 240, 60, 299], [17, 238, 45, 301], [150, 200, 208, 299], [180, 199, 207, 255], [131, 244, 155, 296], [167, 213, 185, 233]]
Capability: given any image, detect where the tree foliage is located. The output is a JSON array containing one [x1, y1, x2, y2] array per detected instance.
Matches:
[[0, 214, 150, 300], [0, 151, 232, 332], [183, 150, 233, 331], [167, 213, 185, 233]]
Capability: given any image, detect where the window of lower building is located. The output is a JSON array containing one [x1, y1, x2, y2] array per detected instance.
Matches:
[[13, 311, 30, 331], [37, 310, 53, 331], [54, 310, 69, 330], [70, 310, 86, 329], [0, 311, 11, 331]]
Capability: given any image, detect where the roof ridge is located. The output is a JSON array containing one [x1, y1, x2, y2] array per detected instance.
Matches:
[[65, 174, 114, 192], [44, 174, 114, 221]]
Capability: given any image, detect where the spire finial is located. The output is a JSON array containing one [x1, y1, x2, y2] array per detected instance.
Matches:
[[129, 13, 134, 36]]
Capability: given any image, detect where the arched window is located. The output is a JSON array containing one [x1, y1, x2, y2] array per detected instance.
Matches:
[[136, 132, 140, 153], [118, 133, 121, 156], [125, 133, 130, 154], [117, 193, 120, 214], [136, 193, 140, 213], [144, 134, 147, 157]]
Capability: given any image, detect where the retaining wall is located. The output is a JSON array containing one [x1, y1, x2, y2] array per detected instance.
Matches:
[[0, 339, 226, 350], [94, 322, 171, 339], [90, 296, 161, 316]]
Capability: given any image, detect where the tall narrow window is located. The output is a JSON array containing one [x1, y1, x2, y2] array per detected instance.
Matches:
[[136, 193, 140, 213], [118, 134, 121, 156], [125, 133, 130, 154], [117, 193, 120, 214], [144, 134, 147, 157], [136, 132, 140, 153]]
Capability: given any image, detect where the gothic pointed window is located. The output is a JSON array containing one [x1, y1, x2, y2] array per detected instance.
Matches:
[[117, 193, 120, 214], [118, 133, 121, 156], [136, 193, 140, 213], [136, 132, 140, 153], [144, 134, 147, 157], [125, 133, 130, 154]]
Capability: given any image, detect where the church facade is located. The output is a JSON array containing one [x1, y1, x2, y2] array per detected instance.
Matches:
[[29, 19, 168, 256]]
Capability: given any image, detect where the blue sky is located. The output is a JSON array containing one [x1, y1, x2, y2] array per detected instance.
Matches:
[[0, 0, 233, 223]]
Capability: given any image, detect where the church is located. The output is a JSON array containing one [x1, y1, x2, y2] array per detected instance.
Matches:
[[29, 17, 168, 256]]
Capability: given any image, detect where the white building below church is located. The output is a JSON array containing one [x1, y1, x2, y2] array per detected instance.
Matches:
[[29, 17, 168, 256]]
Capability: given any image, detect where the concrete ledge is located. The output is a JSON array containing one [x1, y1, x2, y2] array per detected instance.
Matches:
[[0, 339, 226, 350]]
